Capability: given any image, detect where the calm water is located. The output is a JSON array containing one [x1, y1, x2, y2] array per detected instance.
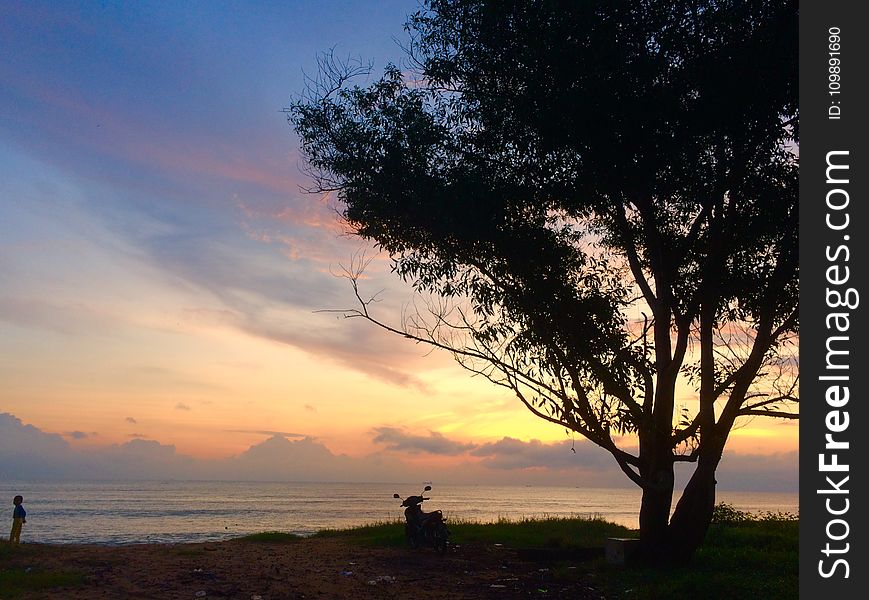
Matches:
[[0, 481, 798, 545]]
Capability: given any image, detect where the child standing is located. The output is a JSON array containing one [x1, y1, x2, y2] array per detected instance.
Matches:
[[10, 495, 26, 544]]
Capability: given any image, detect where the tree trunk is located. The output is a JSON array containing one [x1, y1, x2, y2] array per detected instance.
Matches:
[[667, 460, 720, 563], [637, 455, 722, 565], [637, 459, 675, 563]]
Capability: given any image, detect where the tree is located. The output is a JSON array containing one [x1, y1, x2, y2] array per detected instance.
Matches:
[[289, 0, 798, 563]]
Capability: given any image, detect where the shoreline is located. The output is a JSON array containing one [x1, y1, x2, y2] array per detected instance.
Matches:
[[1, 481, 798, 547]]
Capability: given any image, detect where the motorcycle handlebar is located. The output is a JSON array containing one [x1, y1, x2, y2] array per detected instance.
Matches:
[[393, 488, 435, 503]]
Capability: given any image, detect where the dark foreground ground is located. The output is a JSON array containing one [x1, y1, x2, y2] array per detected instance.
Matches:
[[0, 513, 799, 600], [1, 536, 603, 600]]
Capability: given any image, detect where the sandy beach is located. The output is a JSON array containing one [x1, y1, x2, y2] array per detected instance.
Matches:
[[1, 536, 605, 599]]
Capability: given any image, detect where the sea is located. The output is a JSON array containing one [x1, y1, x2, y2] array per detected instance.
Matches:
[[0, 481, 798, 545]]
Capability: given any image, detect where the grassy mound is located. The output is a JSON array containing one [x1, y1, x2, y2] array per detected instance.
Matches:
[[303, 505, 799, 600], [597, 504, 798, 600], [311, 515, 632, 550]]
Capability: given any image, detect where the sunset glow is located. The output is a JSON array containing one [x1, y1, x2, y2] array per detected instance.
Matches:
[[0, 0, 796, 491]]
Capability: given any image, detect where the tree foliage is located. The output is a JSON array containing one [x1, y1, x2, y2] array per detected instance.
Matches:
[[289, 0, 797, 561]]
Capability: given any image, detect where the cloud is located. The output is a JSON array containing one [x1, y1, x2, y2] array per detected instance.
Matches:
[[223, 430, 307, 438], [239, 314, 435, 391], [126, 366, 226, 393], [118, 438, 178, 457], [0, 412, 74, 479], [175, 402, 191, 411], [470, 437, 615, 470], [64, 431, 91, 440], [304, 404, 317, 413], [0, 0, 459, 396], [0, 112, 441, 394], [0, 412, 797, 491], [372, 427, 478, 456], [0, 295, 127, 337], [124, 209, 438, 390], [227, 435, 357, 481], [125, 417, 138, 424], [708, 450, 799, 493], [0, 412, 408, 483]]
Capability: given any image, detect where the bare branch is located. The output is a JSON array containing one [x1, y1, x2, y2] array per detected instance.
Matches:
[[737, 410, 799, 419]]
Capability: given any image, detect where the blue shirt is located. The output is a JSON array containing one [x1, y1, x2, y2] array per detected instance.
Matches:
[[13, 505, 25, 519]]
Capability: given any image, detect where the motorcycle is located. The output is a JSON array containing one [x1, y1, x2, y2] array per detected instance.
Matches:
[[393, 485, 450, 553]]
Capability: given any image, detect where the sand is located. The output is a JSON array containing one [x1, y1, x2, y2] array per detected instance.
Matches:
[[2, 536, 607, 599]]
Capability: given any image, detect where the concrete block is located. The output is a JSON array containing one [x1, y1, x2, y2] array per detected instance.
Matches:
[[604, 537, 641, 565]]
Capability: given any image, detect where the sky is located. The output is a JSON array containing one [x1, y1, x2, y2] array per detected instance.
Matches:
[[0, 1, 797, 490]]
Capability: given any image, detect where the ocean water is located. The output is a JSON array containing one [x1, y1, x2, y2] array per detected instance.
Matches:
[[0, 481, 798, 545]]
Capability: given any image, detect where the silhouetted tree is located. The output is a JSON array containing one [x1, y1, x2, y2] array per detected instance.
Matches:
[[289, 0, 797, 563]]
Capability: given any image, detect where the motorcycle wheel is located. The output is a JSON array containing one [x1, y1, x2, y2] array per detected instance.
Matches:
[[434, 525, 450, 555], [405, 524, 419, 549]]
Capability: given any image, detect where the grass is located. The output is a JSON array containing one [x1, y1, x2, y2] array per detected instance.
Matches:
[[310, 515, 633, 550], [0, 542, 86, 599], [301, 504, 799, 600], [595, 520, 798, 599], [595, 504, 798, 600], [0, 567, 85, 599], [449, 515, 632, 549], [313, 520, 406, 546], [236, 531, 303, 543]]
